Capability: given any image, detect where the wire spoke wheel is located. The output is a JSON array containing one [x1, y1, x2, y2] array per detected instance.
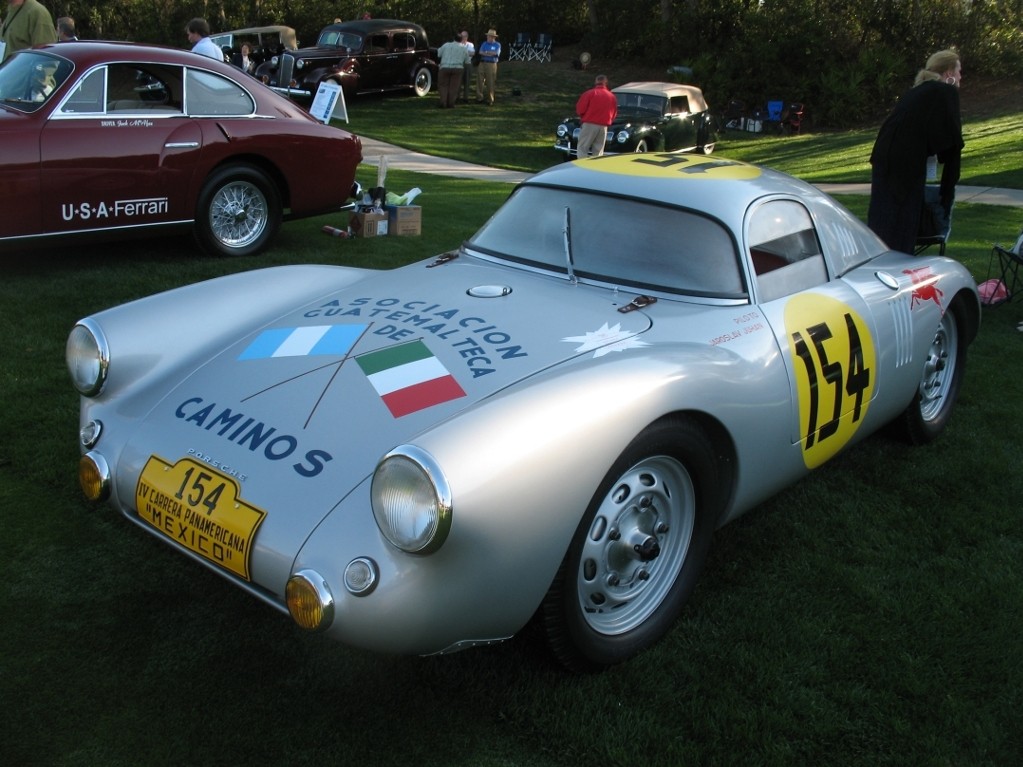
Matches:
[[209, 180, 268, 250]]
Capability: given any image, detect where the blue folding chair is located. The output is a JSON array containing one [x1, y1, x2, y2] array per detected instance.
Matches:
[[508, 33, 531, 61], [530, 33, 553, 63]]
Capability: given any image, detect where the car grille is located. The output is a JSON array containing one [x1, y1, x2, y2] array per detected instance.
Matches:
[[277, 53, 295, 87]]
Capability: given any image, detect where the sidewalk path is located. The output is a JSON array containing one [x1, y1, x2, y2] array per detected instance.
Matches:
[[360, 137, 1023, 208]]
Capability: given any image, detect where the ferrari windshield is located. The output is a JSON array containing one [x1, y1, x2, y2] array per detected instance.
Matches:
[[467, 185, 745, 299], [0, 51, 73, 112]]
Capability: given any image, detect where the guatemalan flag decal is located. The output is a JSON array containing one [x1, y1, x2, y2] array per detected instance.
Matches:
[[238, 325, 368, 359], [356, 340, 466, 418]]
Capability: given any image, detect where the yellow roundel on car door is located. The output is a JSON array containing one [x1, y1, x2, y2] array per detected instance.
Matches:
[[784, 293, 877, 468]]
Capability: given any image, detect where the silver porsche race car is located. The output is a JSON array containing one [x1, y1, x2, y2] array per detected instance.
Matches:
[[67, 154, 980, 671]]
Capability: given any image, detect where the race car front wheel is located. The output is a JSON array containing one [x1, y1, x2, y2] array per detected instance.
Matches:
[[541, 417, 719, 672], [194, 164, 282, 257]]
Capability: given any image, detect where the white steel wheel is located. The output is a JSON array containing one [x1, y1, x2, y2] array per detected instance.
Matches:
[[542, 418, 720, 671], [898, 306, 966, 444], [575, 454, 696, 636]]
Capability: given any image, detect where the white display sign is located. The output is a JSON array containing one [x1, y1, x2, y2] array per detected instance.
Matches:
[[310, 80, 347, 124]]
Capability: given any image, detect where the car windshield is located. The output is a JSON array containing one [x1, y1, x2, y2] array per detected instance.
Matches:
[[316, 30, 363, 50], [0, 51, 73, 112], [616, 92, 667, 116], [467, 185, 745, 298]]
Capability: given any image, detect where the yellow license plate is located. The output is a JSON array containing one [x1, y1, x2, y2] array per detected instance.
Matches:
[[136, 456, 267, 581]]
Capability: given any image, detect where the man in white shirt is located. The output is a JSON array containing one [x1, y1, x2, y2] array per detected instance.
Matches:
[[459, 30, 474, 103], [186, 18, 223, 61]]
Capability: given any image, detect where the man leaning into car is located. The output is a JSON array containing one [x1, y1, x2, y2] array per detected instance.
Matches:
[[575, 75, 618, 157]]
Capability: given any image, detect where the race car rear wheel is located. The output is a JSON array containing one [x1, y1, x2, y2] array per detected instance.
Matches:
[[413, 66, 433, 97], [542, 417, 719, 672], [898, 305, 965, 444], [194, 164, 282, 257]]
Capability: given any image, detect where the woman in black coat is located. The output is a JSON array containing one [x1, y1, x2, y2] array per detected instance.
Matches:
[[868, 50, 964, 254]]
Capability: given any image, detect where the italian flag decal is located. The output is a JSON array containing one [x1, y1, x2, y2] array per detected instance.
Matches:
[[357, 340, 466, 418]]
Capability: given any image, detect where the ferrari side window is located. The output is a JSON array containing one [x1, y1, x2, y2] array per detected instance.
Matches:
[[185, 68, 254, 116], [58, 68, 105, 114], [106, 64, 183, 114]]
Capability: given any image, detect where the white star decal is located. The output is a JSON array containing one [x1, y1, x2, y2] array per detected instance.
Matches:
[[562, 322, 649, 357]]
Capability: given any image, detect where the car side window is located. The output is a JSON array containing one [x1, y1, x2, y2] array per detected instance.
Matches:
[[106, 64, 183, 113], [669, 96, 689, 115], [365, 34, 389, 54], [58, 68, 105, 114], [185, 68, 254, 116], [393, 33, 415, 52], [748, 200, 828, 302]]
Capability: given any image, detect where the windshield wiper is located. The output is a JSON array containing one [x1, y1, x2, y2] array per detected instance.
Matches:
[[563, 206, 576, 284]]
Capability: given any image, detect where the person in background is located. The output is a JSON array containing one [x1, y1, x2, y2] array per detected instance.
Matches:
[[575, 74, 618, 158], [1, 0, 57, 61], [185, 17, 223, 61], [232, 41, 254, 73], [475, 28, 500, 106], [458, 30, 474, 103], [55, 15, 76, 41], [868, 49, 964, 254], [436, 33, 470, 109]]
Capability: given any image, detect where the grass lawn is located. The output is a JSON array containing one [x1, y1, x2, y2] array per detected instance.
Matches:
[[1, 58, 1022, 767]]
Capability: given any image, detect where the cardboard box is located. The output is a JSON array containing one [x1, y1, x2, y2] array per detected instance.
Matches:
[[349, 211, 388, 237], [385, 205, 422, 236]]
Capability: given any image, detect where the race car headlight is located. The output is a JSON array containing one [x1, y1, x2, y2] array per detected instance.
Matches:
[[556, 123, 569, 138], [66, 318, 109, 397], [616, 129, 631, 143], [371, 446, 451, 554], [295, 58, 305, 70]]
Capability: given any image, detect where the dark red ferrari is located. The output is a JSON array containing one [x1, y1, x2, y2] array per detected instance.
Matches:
[[0, 42, 362, 256]]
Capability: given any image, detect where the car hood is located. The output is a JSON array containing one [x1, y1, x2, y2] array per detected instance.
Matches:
[[118, 256, 651, 577], [282, 45, 355, 60]]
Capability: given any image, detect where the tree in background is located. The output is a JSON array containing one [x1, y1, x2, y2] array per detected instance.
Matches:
[[37, 0, 1023, 129]]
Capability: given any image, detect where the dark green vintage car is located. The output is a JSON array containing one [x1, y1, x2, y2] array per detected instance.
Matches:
[[556, 81, 718, 158]]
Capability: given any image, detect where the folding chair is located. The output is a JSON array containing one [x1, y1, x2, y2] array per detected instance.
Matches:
[[914, 185, 952, 256], [531, 33, 552, 63], [983, 226, 1023, 306], [765, 100, 784, 133], [508, 32, 531, 61], [782, 102, 805, 134]]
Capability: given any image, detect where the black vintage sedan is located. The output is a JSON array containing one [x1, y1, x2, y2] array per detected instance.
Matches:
[[255, 18, 437, 102], [556, 81, 718, 158]]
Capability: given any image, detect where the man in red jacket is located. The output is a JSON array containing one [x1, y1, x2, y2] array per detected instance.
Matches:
[[575, 75, 618, 158]]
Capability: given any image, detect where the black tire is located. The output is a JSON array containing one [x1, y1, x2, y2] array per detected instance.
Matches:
[[413, 67, 433, 97], [194, 165, 281, 257], [897, 305, 966, 444], [541, 417, 720, 672], [633, 139, 649, 153]]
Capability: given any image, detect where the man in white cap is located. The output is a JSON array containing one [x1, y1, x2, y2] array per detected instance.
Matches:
[[475, 28, 500, 106]]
